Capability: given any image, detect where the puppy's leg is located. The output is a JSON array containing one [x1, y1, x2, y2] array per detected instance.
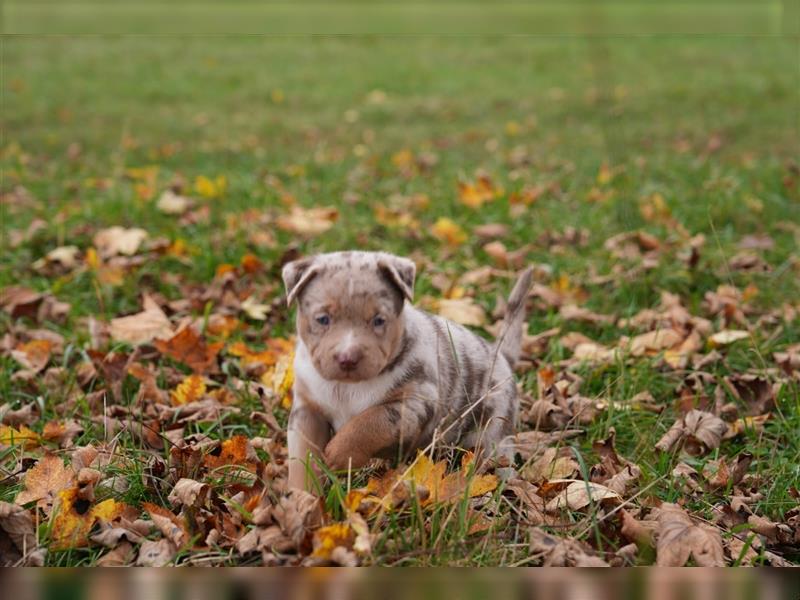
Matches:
[[287, 402, 331, 491], [324, 391, 432, 470]]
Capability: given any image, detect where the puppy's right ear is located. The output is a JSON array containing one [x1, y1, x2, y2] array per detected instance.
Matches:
[[282, 258, 319, 306]]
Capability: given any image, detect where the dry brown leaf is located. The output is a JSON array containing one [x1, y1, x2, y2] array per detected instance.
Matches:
[[655, 409, 728, 456], [142, 502, 189, 548], [157, 190, 193, 215], [559, 304, 614, 325], [15, 453, 73, 511], [501, 430, 583, 462], [0, 501, 37, 566], [273, 490, 324, 548], [109, 295, 174, 345], [11, 339, 53, 374], [96, 540, 137, 566], [437, 297, 487, 327], [529, 527, 609, 566], [521, 447, 578, 484], [276, 205, 338, 237], [656, 503, 725, 566], [93, 226, 148, 258], [42, 419, 84, 447], [136, 538, 177, 567], [167, 478, 210, 508], [628, 328, 684, 357], [603, 464, 642, 496], [545, 480, 621, 512], [709, 330, 751, 348], [620, 509, 657, 547]]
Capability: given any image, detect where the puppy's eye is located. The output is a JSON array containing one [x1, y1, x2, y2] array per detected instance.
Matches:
[[372, 315, 386, 328], [316, 314, 330, 326]]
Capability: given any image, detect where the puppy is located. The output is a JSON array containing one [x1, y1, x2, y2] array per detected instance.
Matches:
[[282, 251, 533, 491]]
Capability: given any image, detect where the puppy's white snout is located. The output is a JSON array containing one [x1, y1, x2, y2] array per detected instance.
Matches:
[[334, 331, 363, 372]]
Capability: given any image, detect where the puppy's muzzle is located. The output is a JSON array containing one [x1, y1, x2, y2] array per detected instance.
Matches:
[[334, 348, 363, 373]]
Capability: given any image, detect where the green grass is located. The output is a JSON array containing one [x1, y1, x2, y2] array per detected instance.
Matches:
[[1, 24, 799, 566]]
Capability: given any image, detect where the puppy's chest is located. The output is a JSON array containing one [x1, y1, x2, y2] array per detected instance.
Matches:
[[294, 354, 397, 431]]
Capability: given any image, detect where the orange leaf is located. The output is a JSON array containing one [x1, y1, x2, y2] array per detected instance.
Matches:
[[11, 339, 53, 373], [15, 453, 73, 509], [170, 374, 207, 406], [203, 436, 257, 472], [240, 253, 264, 274], [154, 327, 223, 373]]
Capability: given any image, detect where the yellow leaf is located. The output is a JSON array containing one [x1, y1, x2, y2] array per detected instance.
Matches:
[[194, 175, 227, 199], [85, 247, 100, 270], [355, 451, 498, 512], [0, 425, 40, 449], [171, 374, 207, 406], [458, 177, 496, 209], [50, 487, 127, 550], [228, 341, 278, 367], [431, 217, 467, 246], [261, 350, 295, 409], [597, 162, 613, 185], [312, 522, 355, 559]]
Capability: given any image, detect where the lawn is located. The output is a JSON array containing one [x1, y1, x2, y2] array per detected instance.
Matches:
[[2, 13, 799, 566]]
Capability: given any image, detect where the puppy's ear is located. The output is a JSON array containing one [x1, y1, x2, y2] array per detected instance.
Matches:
[[378, 255, 416, 302], [282, 257, 319, 306]]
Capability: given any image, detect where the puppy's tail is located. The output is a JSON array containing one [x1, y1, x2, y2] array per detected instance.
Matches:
[[495, 266, 533, 368]]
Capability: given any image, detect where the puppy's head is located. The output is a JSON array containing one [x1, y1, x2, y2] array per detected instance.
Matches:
[[282, 251, 415, 382]]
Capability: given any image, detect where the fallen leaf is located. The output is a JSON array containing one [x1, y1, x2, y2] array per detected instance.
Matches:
[[0, 425, 40, 449], [0, 501, 38, 566], [50, 487, 128, 550], [136, 538, 177, 566], [545, 480, 621, 511], [628, 328, 684, 357], [655, 409, 728, 456], [154, 327, 223, 373], [109, 295, 174, 345], [276, 205, 338, 237], [11, 339, 53, 374], [529, 527, 609, 566], [241, 295, 271, 320], [709, 330, 750, 348], [167, 478, 210, 508], [521, 448, 579, 484], [431, 217, 467, 246], [15, 453, 72, 510], [171, 374, 207, 406], [437, 297, 486, 327], [157, 189, 193, 214], [656, 503, 725, 566], [142, 502, 189, 548], [93, 226, 148, 258], [194, 174, 227, 199]]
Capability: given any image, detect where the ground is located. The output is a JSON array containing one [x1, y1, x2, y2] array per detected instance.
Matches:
[[1, 24, 799, 566]]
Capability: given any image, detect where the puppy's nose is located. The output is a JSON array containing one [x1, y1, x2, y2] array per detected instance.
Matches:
[[335, 349, 363, 372]]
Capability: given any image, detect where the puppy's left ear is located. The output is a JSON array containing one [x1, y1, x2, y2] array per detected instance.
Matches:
[[378, 255, 416, 302], [282, 257, 319, 306]]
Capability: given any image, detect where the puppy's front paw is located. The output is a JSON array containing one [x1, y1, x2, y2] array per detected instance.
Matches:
[[324, 437, 369, 471]]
